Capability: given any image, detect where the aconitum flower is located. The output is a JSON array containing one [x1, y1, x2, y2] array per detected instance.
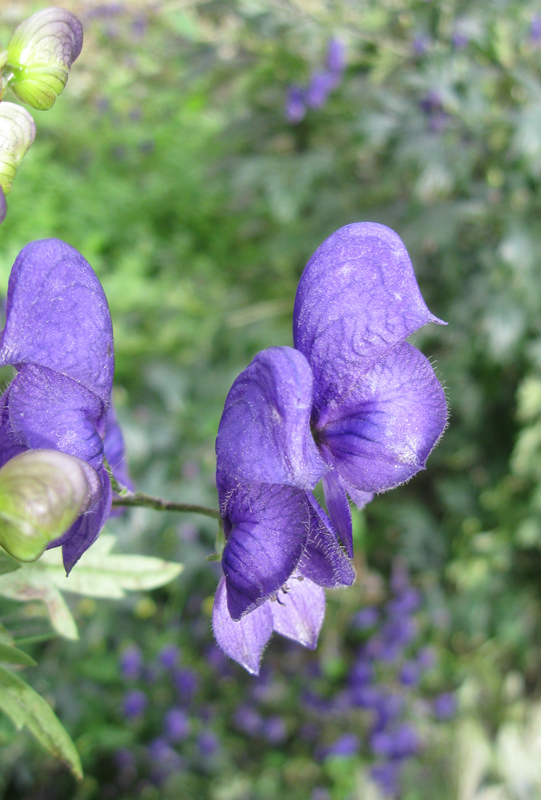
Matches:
[[214, 223, 446, 672], [0, 239, 124, 571]]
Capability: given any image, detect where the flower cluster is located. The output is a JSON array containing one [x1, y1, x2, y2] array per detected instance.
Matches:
[[0, 238, 127, 570], [212, 222, 448, 673], [285, 39, 346, 124], [116, 642, 220, 790]]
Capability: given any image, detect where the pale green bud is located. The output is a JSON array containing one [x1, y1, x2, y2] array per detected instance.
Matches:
[[6, 8, 83, 111], [0, 450, 100, 563], [0, 102, 36, 194]]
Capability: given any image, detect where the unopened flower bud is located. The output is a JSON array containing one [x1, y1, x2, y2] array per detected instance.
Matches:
[[0, 449, 100, 562], [0, 102, 36, 195], [6, 8, 83, 111]]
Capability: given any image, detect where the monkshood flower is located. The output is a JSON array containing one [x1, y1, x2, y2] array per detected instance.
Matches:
[[0, 238, 123, 571], [214, 224, 446, 673]]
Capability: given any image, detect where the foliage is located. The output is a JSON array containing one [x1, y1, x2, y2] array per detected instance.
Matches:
[[2, 0, 541, 797]]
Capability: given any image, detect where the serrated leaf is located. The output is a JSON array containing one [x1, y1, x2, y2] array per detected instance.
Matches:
[[0, 535, 182, 639], [0, 102, 35, 194], [0, 642, 35, 666], [6, 8, 83, 111], [0, 663, 82, 778]]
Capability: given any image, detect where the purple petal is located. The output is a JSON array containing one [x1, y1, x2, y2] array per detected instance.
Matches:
[[293, 223, 444, 416], [7, 365, 105, 470], [326, 39, 346, 74], [285, 85, 306, 124], [322, 467, 353, 557], [0, 387, 27, 468], [55, 468, 112, 573], [0, 187, 6, 224], [212, 577, 273, 675], [221, 483, 311, 619], [305, 71, 335, 109], [0, 239, 114, 406], [299, 494, 356, 588], [317, 342, 447, 493], [269, 576, 325, 649], [104, 403, 133, 491], [216, 347, 326, 495], [336, 477, 374, 510]]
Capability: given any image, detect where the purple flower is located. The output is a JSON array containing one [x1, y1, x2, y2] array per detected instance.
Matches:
[[263, 715, 287, 743], [164, 708, 190, 743], [123, 689, 147, 719], [370, 762, 401, 797], [285, 85, 306, 124], [305, 71, 336, 109], [417, 646, 437, 670], [531, 16, 541, 44], [0, 188, 6, 225], [119, 644, 143, 681], [214, 223, 447, 672], [326, 39, 346, 74], [197, 730, 220, 757], [173, 667, 198, 701], [433, 692, 457, 720], [400, 660, 420, 687], [0, 240, 128, 571], [158, 644, 180, 671], [353, 606, 380, 629], [324, 732, 359, 758], [233, 705, 263, 735]]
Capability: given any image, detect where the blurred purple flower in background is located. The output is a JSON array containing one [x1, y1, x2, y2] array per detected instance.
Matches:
[[285, 85, 306, 124], [285, 38, 346, 123], [531, 15, 541, 44], [120, 644, 143, 681], [123, 689, 147, 719]]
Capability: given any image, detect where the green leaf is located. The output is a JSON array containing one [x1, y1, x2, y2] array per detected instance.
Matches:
[[38, 535, 184, 598], [0, 642, 35, 667], [0, 663, 82, 778], [0, 535, 183, 639], [0, 102, 35, 194], [6, 8, 83, 111]]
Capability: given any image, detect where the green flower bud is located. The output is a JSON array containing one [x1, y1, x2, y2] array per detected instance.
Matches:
[[0, 102, 36, 194], [6, 8, 83, 111], [0, 450, 100, 563]]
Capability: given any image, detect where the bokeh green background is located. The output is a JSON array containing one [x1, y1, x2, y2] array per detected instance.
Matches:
[[3, 1, 541, 798]]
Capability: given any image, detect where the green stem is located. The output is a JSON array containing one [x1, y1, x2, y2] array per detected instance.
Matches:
[[111, 491, 221, 520]]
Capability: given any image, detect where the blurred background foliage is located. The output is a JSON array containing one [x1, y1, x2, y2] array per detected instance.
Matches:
[[2, 0, 541, 797]]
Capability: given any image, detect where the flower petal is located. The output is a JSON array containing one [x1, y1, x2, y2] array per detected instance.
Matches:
[[293, 222, 444, 416], [55, 469, 112, 573], [0, 387, 27, 468], [216, 346, 326, 493], [7, 365, 105, 471], [104, 404, 133, 491], [270, 576, 325, 649], [322, 468, 353, 557], [212, 577, 273, 675], [318, 343, 447, 493], [338, 478, 374, 510], [0, 239, 114, 406], [299, 495, 356, 588], [221, 483, 310, 620]]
